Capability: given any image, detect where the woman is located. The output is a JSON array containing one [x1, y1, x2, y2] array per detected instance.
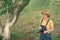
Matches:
[[39, 10, 54, 40]]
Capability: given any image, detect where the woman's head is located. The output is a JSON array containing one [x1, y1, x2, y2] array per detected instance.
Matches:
[[41, 10, 50, 18]]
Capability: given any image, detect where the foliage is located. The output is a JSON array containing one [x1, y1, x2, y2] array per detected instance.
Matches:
[[0, 0, 13, 15]]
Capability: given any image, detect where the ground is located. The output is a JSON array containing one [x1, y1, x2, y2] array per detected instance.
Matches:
[[0, 0, 60, 40]]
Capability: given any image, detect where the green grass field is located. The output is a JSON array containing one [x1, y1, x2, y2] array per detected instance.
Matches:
[[0, 0, 60, 40]]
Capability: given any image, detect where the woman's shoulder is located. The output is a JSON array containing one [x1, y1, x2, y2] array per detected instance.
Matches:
[[39, 17, 43, 21], [39, 17, 43, 22], [49, 19, 53, 23]]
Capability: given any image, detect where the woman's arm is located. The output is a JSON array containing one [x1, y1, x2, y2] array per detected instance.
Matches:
[[47, 26, 54, 33], [44, 20, 54, 34], [47, 20, 54, 33], [38, 18, 42, 30]]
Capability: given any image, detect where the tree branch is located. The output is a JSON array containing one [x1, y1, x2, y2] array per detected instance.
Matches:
[[9, 0, 30, 26], [10, 15, 16, 27], [0, 19, 4, 28], [8, 0, 18, 22], [15, 0, 30, 23], [0, 19, 5, 33]]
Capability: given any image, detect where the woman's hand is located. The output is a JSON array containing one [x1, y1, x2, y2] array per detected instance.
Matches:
[[44, 31, 50, 34], [43, 31, 47, 34], [38, 27, 42, 30]]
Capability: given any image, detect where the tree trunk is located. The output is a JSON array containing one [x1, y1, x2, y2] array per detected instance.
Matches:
[[3, 23, 10, 40], [2, 15, 17, 40]]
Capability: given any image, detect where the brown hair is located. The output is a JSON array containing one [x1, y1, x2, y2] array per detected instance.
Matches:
[[46, 14, 50, 18], [41, 10, 50, 18]]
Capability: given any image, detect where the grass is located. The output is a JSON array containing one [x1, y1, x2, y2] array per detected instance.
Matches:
[[0, 0, 60, 40]]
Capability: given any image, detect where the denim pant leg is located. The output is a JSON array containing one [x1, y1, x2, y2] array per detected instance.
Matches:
[[44, 33, 52, 40], [39, 33, 44, 40]]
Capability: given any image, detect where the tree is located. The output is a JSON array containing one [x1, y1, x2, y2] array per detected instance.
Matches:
[[0, 0, 30, 40]]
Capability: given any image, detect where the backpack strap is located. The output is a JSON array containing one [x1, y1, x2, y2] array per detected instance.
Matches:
[[46, 19, 50, 26], [40, 18, 43, 25]]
